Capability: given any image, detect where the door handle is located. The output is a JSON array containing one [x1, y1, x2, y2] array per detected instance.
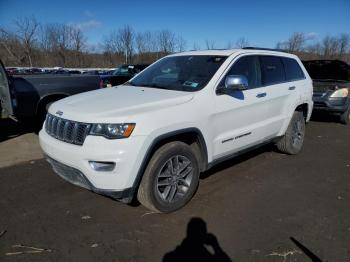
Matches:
[[256, 92, 267, 98], [288, 86, 296, 90]]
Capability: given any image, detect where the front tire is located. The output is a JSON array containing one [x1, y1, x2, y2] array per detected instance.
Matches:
[[137, 142, 200, 213], [276, 111, 306, 155]]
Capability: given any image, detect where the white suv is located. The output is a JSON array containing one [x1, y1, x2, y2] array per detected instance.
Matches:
[[39, 48, 313, 213]]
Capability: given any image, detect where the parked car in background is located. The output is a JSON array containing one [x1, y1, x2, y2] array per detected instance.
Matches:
[[0, 60, 102, 125], [303, 60, 350, 124], [5, 67, 18, 75], [82, 70, 111, 76], [40, 48, 313, 212], [100, 64, 149, 87], [68, 70, 82, 74]]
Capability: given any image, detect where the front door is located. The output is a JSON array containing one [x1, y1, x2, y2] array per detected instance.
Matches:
[[212, 55, 270, 159]]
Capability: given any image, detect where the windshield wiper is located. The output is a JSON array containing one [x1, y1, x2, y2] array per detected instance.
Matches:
[[132, 83, 171, 90], [124, 81, 136, 86], [123, 81, 169, 89], [148, 83, 171, 89]]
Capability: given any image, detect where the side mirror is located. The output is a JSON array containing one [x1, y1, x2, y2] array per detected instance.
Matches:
[[217, 75, 248, 94]]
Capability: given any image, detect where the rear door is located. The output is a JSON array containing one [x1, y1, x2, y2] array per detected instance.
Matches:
[[260, 56, 306, 137], [0, 61, 14, 118], [258, 55, 288, 136]]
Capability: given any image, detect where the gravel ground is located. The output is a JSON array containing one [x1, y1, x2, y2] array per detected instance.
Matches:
[[0, 119, 349, 261]]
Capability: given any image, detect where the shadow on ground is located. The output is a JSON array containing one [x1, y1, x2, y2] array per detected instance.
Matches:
[[201, 144, 274, 180], [310, 112, 342, 124], [163, 217, 232, 262], [0, 119, 38, 142], [290, 237, 323, 262]]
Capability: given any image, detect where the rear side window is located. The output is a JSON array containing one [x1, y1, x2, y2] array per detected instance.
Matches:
[[282, 58, 305, 81], [260, 56, 285, 85]]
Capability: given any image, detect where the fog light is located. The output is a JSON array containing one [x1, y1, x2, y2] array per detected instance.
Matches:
[[89, 161, 115, 172]]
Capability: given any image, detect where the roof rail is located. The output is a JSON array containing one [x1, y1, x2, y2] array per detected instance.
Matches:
[[242, 47, 288, 53]]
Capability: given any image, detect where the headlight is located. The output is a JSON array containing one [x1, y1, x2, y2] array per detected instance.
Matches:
[[330, 88, 349, 98], [90, 123, 135, 139]]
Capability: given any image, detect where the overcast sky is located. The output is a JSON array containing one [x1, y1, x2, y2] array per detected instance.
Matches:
[[0, 0, 349, 50]]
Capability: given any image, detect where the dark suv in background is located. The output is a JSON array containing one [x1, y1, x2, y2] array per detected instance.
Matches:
[[100, 64, 149, 88], [303, 60, 350, 124]]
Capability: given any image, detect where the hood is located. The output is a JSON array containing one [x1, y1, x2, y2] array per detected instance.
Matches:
[[303, 60, 350, 82], [49, 85, 194, 122]]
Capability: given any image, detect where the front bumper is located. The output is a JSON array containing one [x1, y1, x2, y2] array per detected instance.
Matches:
[[39, 128, 147, 197], [313, 94, 349, 113], [45, 155, 133, 202]]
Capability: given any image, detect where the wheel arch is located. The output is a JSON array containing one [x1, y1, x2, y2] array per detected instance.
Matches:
[[278, 102, 311, 137], [131, 128, 208, 195], [295, 103, 309, 121], [36, 93, 70, 116]]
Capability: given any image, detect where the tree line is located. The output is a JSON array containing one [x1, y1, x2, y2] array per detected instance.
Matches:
[[0, 17, 187, 68], [0, 17, 349, 68], [276, 32, 350, 61]]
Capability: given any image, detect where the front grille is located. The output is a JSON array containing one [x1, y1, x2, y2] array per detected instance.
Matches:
[[45, 114, 91, 145], [313, 81, 332, 93]]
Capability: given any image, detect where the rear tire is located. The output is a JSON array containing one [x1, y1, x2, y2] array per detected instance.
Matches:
[[339, 106, 350, 125], [277, 111, 305, 155], [137, 141, 200, 213]]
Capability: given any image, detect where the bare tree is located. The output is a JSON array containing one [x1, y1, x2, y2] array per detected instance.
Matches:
[[102, 25, 135, 65], [276, 32, 305, 52], [103, 30, 122, 53], [288, 32, 305, 52], [42, 24, 72, 66], [205, 40, 216, 49], [176, 35, 186, 52], [235, 37, 249, 48], [306, 43, 323, 58], [118, 25, 134, 63], [322, 35, 340, 58], [0, 28, 24, 65], [338, 33, 349, 57], [135, 31, 154, 54], [3, 16, 350, 68], [70, 27, 86, 66], [102, 30, 123, 66], [157, 30, 176, 54], [134, 31, 157, 63], [38, 23, 87, 66], [13, 16, 40, 66], [135, 32, 147, 55], [192, 42, 200, 51], [226, 40, 234, 49], [70, 27, 86, 52]]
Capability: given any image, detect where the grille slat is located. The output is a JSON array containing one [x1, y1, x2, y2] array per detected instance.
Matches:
[[62, 121, 70, 142], [45, 114, 90, 145], [52, 117, 58, 137]]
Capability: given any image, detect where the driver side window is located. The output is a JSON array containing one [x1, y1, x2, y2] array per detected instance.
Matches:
[[220, 55, 262, 89]]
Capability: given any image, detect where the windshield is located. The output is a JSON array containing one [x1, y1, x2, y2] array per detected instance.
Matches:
[[127, 55, 227, 91], [303, 60, 350, 81]]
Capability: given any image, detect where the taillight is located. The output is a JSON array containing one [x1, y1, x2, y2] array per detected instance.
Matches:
[[99, 79, 104, 88]]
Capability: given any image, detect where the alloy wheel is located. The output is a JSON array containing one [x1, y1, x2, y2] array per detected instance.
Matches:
[[156, 155, 193, 203]]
